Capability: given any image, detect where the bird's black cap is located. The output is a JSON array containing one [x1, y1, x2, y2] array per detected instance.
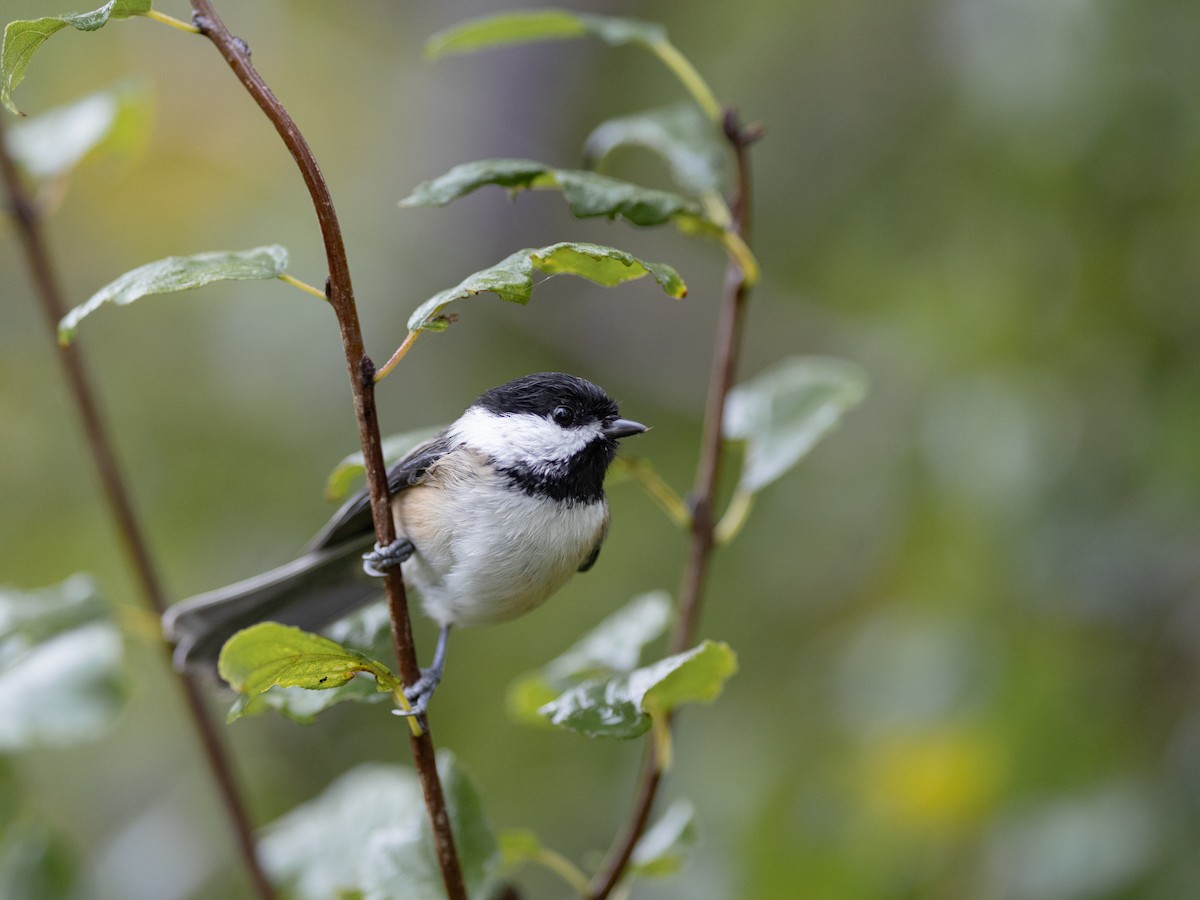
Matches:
[[475, 372, 620, 424]]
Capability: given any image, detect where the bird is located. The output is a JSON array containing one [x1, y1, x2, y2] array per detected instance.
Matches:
[[162, 372, 647, 718]]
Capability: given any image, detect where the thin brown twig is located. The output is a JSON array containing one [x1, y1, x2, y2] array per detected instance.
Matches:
[[0, 113, 276, 900], [586, 108, 759, 900], [184, 4, 467, 897]]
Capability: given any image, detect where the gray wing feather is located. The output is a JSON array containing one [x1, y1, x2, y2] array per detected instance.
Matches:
[[163, 432, 455, 675], [306, 431, 454, 551], [163, 535, 377, 674], [578, 540, 603, 572]]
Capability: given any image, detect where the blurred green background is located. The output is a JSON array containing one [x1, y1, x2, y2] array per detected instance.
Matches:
[[4, 0, 1200, 897]]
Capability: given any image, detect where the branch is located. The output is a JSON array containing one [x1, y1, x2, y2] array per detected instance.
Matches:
[[0, 114, 276, 900], [670, 113, 760, 654], [185, 4, 467, 897], [587, 108, 760, 900]]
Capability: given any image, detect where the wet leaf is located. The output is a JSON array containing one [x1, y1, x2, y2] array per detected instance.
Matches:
[[58, 245, 289, 345], [1, 1, 152, 115], [406, 242, 685, 334], [261, 755, 501, 900], [403, 158, 723, 234], [426, 10, 666, 59], [218, 622, 398, 723], [507, 592, 671, 725], [584, 102, 730, 198], [725, 356, 869, 493], [538, 640, 737, 739]]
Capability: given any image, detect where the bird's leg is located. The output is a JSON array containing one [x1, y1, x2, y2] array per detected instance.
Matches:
[[362, 537, 446, 720], [362, 537, 414, 577], [394, 624, 451, 722], [363, 538, 445, 722]]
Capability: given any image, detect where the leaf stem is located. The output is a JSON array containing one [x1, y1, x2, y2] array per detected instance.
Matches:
[[699, 189, 732, 230], [277, 272, 330, 301], [650, 712, 674, 772], [115, 602, 167, 641], [616, 458, 691, 529], [649, 39, 724, 124], [186, 4, 467, 898], [719, 230, 759, 286], [586, 107, 757, 900], [140, 9, 202, 33], [373, 329, 420, 383], [713, 487, 754, 545], [0, 113, 276, 900], [531, 847, 591, 895]]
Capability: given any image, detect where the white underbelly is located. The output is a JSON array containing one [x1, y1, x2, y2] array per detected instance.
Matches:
[[394, 477, 607, 628]]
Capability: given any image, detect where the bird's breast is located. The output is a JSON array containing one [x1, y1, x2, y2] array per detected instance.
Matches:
[[391, 454, 608, 627]]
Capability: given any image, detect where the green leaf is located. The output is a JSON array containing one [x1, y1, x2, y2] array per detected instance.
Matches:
[[261, 755, 501, 900], [584, 101, 730, 198], [218, 622, 398, 723], [724, 356, 869, 493], [5, 80, 152, 179], [1, 1, 152, 115], [538, 640, 737, 739], [325, 601, 396, 661], [629, 799, 697, 878], [507, 592, 672, 724], [402, 158, 725, 236], [425, 10, 723, 123], [402, 159, 756, 278], [406, 242, 685, 334], [0, 575, 126, 749], [228, 679, 388, 726], [426, 10, 666, 59], [324, 427, 441, 502], [224, 605, 398, 724], [57, 245, 289, 345], [359, 756, 500, 900], [544, 591, 673, 680]]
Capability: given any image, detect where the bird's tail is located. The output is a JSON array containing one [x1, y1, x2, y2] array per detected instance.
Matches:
[[163, 536, 379, 675]]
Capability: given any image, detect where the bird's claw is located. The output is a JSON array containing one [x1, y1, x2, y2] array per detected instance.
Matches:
[[363, 538, 414, 577], [390, 624, 449, 729], [392, 666, 443, 728]]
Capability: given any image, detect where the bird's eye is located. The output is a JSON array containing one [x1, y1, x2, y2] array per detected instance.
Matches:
[[551, 405, 575, 426]]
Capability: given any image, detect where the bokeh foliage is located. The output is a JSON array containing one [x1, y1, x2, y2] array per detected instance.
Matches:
[[3, 0, 1200, 898]]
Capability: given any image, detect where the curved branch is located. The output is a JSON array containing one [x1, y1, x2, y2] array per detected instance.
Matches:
[[0, 115, 276, 900], [184, 4, 467, 897], [587, 108, 760, 900]]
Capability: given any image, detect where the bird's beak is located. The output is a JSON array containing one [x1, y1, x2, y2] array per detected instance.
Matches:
[[604, 418, 648, 439]]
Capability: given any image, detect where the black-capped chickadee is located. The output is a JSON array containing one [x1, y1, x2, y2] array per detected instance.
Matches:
[[163, 372, 647, 717]]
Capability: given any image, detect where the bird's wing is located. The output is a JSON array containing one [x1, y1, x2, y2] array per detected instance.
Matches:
[[305, 431, 455, 551]]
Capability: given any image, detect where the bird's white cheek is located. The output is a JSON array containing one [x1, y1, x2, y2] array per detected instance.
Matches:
[[448, 408, 599, 466]]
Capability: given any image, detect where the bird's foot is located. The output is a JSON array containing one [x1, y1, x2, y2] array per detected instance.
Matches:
[[362, 538, 414, 577], [390, 625, 450, 728], [392, 666, 443, 727]]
